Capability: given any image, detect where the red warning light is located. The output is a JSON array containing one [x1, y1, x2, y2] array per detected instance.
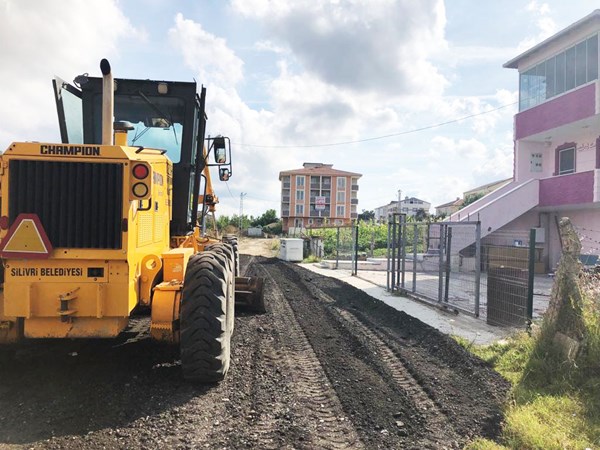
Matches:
[[133, 164, 149, 179]]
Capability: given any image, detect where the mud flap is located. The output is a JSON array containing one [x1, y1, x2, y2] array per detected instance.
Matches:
[[235, 276, 265, 313]]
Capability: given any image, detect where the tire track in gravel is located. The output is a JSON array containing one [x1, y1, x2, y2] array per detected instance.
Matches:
[[308, 283, 460, 445], [257, 259, 444, 449], [254, 262, 364, 449]]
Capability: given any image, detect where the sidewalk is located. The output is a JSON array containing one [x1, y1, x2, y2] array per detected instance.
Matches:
[[299, 263, 516, 345]]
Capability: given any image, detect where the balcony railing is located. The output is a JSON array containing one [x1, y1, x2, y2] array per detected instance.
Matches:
[[351, 213, 358, 219], [282, 182, 290, 188], [351, 198, 358, 205], [351, 184, 359, 191], [282, 196, 290, 202], [282, 210, 290, 217], [310, 209, 330, 217]]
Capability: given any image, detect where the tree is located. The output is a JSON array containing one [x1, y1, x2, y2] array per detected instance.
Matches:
[[460, 192, 484, 209], [357, 209, 375, 222], [414, 208, 429, 222], [251, 209, 278, 227]]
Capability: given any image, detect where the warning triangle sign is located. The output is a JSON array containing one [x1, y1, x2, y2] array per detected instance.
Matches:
[[0, 214, 53, 259]]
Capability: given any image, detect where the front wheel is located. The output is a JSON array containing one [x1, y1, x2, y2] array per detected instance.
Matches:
[[180, 251, 233, 382]]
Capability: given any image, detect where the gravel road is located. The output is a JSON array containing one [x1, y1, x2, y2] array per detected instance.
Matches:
[[0, 253, 509, 449]]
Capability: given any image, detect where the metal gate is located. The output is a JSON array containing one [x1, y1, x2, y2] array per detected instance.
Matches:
[[387, 214, 537, 326]]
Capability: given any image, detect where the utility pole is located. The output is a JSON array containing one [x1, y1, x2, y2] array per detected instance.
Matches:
[[397, 189, 402, 213], [239, 192, 247, 234]]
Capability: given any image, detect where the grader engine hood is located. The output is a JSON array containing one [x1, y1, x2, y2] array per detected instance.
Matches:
[[0, 140, 172, 339]]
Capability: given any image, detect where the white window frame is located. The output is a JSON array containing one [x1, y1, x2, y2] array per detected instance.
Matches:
[[336, 191, 345, 203], [558, 147, 575, 175], [336, 205, 345, 216], [336, 177, 346, 189], [296, 175, 305, 187], [295, 204, 304, 215], [296, 189, 304, 201]]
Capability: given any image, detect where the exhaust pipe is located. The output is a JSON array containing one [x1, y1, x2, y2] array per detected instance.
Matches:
[[100, 58, 114, 145]]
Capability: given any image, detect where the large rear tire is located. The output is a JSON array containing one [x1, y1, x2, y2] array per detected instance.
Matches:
[[180, 251, 233, 382], [204, 243, 235, 333], [223, 234, 240, 277]]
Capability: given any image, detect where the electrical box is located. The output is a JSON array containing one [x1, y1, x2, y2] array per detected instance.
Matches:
[[279, 238, 304, 262]]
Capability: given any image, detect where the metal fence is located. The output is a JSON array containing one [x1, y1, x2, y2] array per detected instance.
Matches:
[[307, 225, 358, 274], [387, 214, 538, 327], [576, 225, 600, 271]]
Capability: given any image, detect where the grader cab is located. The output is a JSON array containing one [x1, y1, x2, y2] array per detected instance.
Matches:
[[0, 59, 264, 382]]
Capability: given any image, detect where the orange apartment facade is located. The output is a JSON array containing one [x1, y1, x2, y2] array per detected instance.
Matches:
[[279, 163, 362, 233]]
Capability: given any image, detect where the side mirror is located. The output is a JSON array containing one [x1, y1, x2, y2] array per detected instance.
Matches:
[[213, 137, 226, 163], [219, 167, 230, 181]]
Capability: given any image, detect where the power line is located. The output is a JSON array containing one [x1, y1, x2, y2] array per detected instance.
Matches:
[[232, 100, 518, 149], [224, 180, 236, 201]]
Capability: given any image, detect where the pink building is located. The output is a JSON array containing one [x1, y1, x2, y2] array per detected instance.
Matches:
[[449, 10, 600, 270]]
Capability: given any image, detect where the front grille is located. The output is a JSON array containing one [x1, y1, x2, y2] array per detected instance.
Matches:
[[9, 160, 123, 249]]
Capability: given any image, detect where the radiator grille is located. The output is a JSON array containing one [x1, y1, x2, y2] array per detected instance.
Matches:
[[9, 160, 124, 249]]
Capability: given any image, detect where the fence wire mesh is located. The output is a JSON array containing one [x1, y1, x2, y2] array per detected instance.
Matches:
[[385, 217, 538, 327]]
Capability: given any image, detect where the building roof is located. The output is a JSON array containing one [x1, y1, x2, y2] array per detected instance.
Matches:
[[402, 196, 429, 204], [279, 162, 362, 179], [435, 197, 463, 209], [463, 177, 512, 196], [504, 9, 600, 69]]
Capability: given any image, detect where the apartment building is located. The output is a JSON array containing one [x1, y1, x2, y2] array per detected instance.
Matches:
[[374, 196, 431, 222], [279, 163, 362, 233]]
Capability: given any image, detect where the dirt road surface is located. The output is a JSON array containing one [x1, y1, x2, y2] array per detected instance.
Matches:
[[0, 239, 509, 449]]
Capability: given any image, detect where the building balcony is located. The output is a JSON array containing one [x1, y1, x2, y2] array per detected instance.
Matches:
[[515, 82, 596, 141], [310, 183, 321, 189], [282, 210, 290, 217], [351, 184, 359, 191], [282, 196, 290, 202], [350, 213, 358, 219], [310, 209, 330, 217], [539, 170, 597, 207], [351, 198, 358, 205], [282, 182, 290, 189]]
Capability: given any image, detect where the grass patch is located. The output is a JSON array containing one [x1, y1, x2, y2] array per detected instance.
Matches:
[[459, 277, 600, 449], [302, 255, 321, 263], [270, 239, 280, 251]]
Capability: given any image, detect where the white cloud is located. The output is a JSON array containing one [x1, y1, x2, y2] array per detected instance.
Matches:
[[0, 0, 142, 148], [231, 0, 449, 98], [168, 13, 244, 88], [518, 1, 557, 52]]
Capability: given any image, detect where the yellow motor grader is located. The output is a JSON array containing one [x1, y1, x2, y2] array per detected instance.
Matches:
[[0, 59, 263, 382]]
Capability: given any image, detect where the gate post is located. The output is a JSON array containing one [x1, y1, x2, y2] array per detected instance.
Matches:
[[336, 226, 340, 269], [391, 216, 397, 291], [438, 224, 446, 303], [474, 221, 481, 317], [412, 223, 418, 293], [385, 216, 392, 292], [400, 215, 407, 289], [353, 224, 359, 276], [527, 228, 537, 323], [444, 226, 452, 303]]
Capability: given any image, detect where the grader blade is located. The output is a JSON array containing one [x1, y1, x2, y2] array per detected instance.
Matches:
[[235, 276, 265, 313]]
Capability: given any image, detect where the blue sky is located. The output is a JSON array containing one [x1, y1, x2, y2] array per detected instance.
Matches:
[[0, 0, 597, 217]]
